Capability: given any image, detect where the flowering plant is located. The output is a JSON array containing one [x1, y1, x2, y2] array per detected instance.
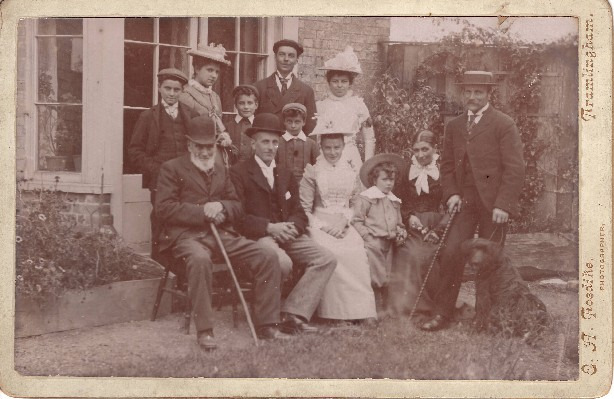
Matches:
[[16, 182, 161, 305]]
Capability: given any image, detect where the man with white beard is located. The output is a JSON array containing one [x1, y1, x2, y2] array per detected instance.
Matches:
[[155, 115, 290, 351]]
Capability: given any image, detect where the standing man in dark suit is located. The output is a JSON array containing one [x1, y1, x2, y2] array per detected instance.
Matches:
[[253, 39, 317, 134], [230, 113, 336, 335], [421, 71, 525, 331], [128, 68, 195, 260], [155, 115, 290, 350]]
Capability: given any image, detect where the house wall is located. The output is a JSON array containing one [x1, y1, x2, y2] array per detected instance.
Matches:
[[297, 17, 390, 101]]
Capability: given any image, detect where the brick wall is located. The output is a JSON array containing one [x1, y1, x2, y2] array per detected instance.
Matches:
[[297, 17, 391, 101]]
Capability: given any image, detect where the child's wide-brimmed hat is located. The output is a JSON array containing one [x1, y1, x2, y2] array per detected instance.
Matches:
[[273, 39, 304, 56], [308, 117, 356, 137], [244, 113, 285, 138], [231, 84, 260, 100], [282, 102, 307, 115], [454, 71, 498, 86], [188, 43, 232, 67], [359, 153, 407, 187], [157, 68, 189, 85], [185, 115, 217, 145], [319, 46, 362, 75]]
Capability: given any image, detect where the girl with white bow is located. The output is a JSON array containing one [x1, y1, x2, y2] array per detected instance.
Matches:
[[387, 130, 451, 322]]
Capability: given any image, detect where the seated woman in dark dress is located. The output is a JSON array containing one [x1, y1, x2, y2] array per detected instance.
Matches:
[[388, 130, 449, 323]]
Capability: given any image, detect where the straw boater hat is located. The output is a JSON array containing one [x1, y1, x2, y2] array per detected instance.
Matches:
[[454, 71, 498, 86], [308, 117, 356, 138], [185, 115, 217, 145], [319, 46, 362, 75], [244, 113, 285, 138], [157, 68, 189, 85], [359, 153, 407, 187], [188, 43, 231, 67]]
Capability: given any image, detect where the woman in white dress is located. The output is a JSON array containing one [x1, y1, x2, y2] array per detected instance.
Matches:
[[299, 118, 377, 322], [316, 46, 376, 168]]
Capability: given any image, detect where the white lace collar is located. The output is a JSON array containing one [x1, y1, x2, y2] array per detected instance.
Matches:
[[360, 186, 401, 203]]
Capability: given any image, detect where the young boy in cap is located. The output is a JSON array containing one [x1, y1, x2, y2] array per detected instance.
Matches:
[[128, 67, 194, 259], [225, 84, 260, 163], [254, 39, 317, 133], [276, 102, 320, 182]]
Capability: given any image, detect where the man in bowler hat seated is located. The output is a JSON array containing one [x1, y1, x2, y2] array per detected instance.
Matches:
[[253, 39, 317, 134], [230, 113, 337, 335], [155, 115, 291, 350]]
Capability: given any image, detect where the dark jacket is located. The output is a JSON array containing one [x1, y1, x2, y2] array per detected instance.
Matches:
[[230, 157, 309, 240], [253, 73, 317, 133], [155, 154, 242, 252], [440, 106, 525, 216], [128, 103, 196, 189]]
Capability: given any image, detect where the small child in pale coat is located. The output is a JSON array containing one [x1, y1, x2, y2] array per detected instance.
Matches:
[[352, 154, 408, 314]]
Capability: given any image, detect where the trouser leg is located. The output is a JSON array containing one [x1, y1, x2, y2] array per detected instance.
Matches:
[[281, 235, 337, 321], [210, 230, 282, 327], [150, 190, 161, 260], [172, 237, 215, 332], [256, 236, 293, 280], [364, 236, 391, 289]]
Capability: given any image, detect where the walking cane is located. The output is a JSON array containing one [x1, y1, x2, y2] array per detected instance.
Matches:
[[408, 209, 457, 321], [209, 223, 259, 346]]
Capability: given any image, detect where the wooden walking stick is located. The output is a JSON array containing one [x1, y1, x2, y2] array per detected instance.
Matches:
[[209, 223, 259, 346], [408, 209, 457, 321]]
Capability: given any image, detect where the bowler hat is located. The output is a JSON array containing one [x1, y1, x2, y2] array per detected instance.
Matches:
[[454, 71, 497, 86], [359, 153, 407, 187], [157, 68, 189, 85], [244, 113, 285, 138], [273, 39, 304, 57], [231, 84, 260, 100], [185, 115, 217, 145]]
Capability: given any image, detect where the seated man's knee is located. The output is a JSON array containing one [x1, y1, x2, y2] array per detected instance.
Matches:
[[277, 251, 293, 279], [182, 249, 213, 276]]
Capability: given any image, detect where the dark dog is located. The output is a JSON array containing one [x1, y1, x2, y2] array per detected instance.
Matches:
[[461, 238, 549, 340]]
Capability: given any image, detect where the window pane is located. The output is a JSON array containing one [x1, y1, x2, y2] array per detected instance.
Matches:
[[159, 17, 190, 46], [124, 43, 154, 108], [207, 17, 236, 51], [37, 37, 83, 103], [215, 53, 236, 113], [240, 17, 264, 53], [123, 109, 145, 174], [159, 45, 189, 75], [239, 53, 266, 85], [37, 105, 82, 171], [125, 18, 154, 42], [38, 18, 82, 35]]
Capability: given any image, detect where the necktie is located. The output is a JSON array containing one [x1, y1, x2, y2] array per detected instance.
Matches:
[[467, 114, 476, 132], [279, 76, 288, 96], [164, 104, 177, 119]]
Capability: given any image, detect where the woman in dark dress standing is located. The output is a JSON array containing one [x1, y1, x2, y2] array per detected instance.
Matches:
[[388, 130, 449, 323]]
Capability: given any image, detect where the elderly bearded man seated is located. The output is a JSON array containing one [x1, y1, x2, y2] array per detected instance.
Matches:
[[155, 115, 291, 351]]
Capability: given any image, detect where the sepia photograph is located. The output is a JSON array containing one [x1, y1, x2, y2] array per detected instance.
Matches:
[[0, 1, 611, 397]]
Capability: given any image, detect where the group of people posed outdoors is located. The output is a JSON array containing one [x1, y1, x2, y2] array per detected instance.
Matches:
[[128, 38, 525, 351]]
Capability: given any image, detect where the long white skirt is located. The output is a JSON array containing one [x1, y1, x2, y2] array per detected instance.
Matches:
[[308, 223, 377, 320]]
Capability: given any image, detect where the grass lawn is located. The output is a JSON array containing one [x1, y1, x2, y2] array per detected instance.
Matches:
[[15, 282, 578, 380]]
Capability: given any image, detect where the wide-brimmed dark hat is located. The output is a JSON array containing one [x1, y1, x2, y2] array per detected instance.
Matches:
[[244, 113, 285, 138], [454, 71, 497, 86], [157, 68, 189, 85], [231, 84, 260, 100], [273, 39, 304, 57], [185, 115, 216, 145], [359, 153, 407, 187]]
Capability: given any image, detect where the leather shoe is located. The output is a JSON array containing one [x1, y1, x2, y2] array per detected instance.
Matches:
[[197, 329, 218, 351], [419, 314, 449, 332], [280, 313, 318, 335], [256, 325, 293, 340]]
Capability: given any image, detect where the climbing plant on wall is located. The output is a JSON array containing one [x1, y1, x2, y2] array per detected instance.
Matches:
[[368, 22, 577, 232]]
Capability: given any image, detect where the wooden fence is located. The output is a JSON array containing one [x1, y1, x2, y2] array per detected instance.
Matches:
[[384, 42, 578, 231]]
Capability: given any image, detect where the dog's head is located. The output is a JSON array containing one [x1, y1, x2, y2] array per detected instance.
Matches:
[[460, 238, 504, 279]]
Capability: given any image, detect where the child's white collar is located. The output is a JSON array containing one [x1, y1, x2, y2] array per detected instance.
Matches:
[[360, 186, 401, 203]]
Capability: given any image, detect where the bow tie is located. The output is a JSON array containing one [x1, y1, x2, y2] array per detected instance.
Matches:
[[409, 155, 440, 195]]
